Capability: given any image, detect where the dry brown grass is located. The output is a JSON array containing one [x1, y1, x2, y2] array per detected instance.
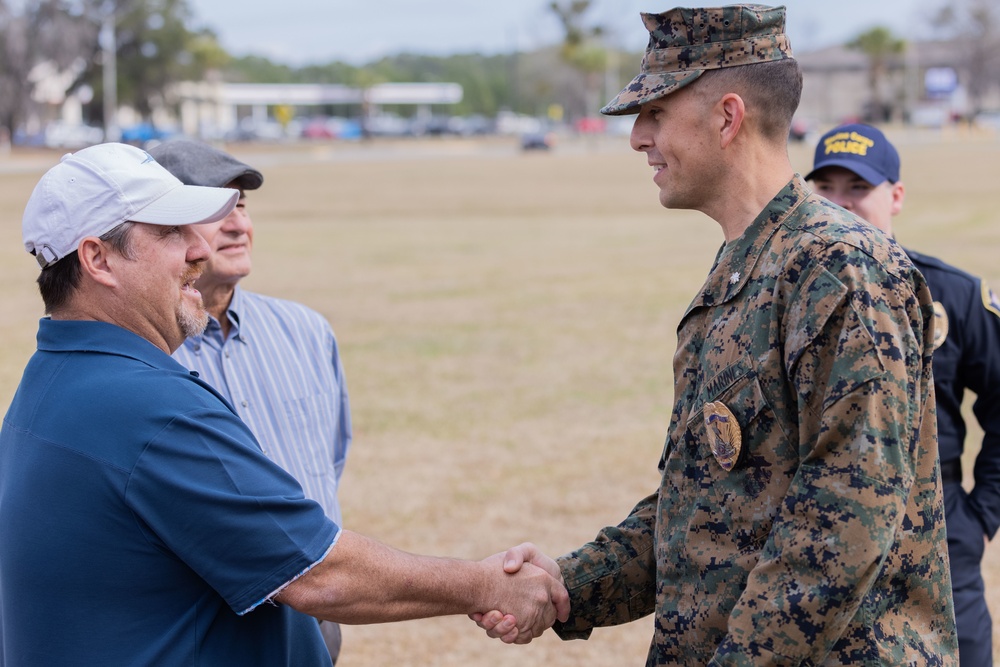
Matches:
[[1, 127, 998, 664]]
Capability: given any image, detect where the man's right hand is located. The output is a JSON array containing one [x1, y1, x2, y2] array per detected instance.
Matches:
[[471, 543, 568, 644]]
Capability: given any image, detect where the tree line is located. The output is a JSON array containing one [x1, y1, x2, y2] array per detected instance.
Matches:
[[1, 0, 997, 139], [0, 0, 640, 136]]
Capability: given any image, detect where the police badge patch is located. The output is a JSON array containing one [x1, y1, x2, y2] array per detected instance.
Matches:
[[704, 401, 742, 471], [932, 301, 948, 351], [983, 282, 1000, 319]]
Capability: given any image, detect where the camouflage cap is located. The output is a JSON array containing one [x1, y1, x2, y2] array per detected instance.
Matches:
[[601, 4, 794, 116]]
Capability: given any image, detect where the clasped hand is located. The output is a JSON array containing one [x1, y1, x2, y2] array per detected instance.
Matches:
[[472, 542, 568, 644]]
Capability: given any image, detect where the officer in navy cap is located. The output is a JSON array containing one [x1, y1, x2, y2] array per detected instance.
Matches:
[[808, 122, 1000, 667]]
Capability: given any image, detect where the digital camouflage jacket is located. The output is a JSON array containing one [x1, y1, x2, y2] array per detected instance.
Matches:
[[555, 176, 958, 666]]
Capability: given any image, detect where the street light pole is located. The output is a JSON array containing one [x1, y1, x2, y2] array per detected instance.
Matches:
[[100, 2, 119, 142]]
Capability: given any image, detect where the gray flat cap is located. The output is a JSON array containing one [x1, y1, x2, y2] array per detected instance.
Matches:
[[148, 139, 263, 191]]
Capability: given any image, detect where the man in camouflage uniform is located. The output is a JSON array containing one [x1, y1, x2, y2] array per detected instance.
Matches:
[[808, 122, 999, 666], [476, 5, 958, 665]]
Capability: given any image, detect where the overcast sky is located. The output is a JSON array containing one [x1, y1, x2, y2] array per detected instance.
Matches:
[[192, 0, 944, 67]]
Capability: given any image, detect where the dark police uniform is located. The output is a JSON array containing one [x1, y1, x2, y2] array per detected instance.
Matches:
[[909, 248, 1000, 666]]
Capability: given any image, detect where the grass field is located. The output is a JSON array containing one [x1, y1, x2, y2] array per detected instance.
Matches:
[[1, 127, 998, 664]]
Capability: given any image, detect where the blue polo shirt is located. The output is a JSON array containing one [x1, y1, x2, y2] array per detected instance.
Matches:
[[0, 319, 339, 666]]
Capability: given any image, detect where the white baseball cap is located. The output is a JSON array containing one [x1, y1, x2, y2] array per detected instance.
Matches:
[[23, 142, 240, 269]]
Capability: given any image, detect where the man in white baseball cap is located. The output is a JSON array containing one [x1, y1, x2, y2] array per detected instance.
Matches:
[[0, 142, 568, 665], [23, 142, 239, 271], [19, 142, 239, 352]]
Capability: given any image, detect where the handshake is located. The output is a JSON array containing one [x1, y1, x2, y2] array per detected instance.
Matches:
[[472, 543, 570, 644]]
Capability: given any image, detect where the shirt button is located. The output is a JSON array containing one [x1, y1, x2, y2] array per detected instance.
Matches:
[[241, 400, 248, 407]]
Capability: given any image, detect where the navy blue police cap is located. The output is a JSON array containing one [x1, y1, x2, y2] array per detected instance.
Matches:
[[805, 123, 900, 185]]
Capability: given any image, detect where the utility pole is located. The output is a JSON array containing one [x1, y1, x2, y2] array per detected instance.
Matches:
[[903, 39, 918, 126], [604, 29, 618, 110], [100, 2, 119, 142]]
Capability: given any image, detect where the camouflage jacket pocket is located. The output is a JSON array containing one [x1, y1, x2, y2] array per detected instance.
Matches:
[[679, 368, 794, 552], [684, 364, 772, 471]]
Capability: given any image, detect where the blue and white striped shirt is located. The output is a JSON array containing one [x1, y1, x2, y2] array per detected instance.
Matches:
[[172, 287, 352, 525]]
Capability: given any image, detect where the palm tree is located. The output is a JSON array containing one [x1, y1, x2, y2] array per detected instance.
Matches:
[[847, 27, 906, 122], [549, 0, 606, 118]]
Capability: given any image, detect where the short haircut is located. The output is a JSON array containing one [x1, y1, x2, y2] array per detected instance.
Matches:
[[695, 58, 803, 144], [37, 222, 136, 314]]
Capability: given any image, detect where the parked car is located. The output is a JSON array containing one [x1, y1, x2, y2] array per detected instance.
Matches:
[[973, 111, 1000, 131], [224, 118, 287, 142], [520, 131, 554, 151], [788, 117, 811, 142], [300, 116, 363, 140], [42, 121, 104, 149], [363, 114, 411, 137], [301, 118, 335, 139], [120, 122, 175, 147], [574, 117, 606, 134]]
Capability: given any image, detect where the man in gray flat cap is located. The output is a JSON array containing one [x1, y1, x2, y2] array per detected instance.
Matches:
[[149, 139, 352, 664], [476, 4, 958, 664]]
